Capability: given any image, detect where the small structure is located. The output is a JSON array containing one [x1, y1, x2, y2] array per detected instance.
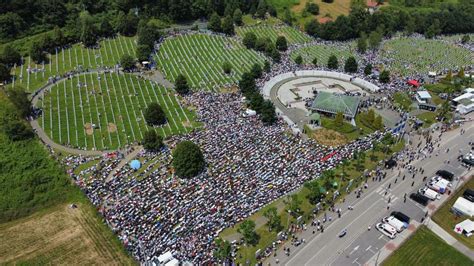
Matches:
[[130, 159, 141, 170], [428, 71, 437, 78], [454, 219, 474, 237], [310, 91, 360, 125], [452, 197, 474, 217], [408, 79, 421, 88], [452, 88, 474, 115], [415, 91, 432, 104], [243, 109, 257, 117], [158, 251, 175, 265]]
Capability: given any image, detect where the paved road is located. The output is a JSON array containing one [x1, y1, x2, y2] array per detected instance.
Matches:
[[264, 121, 474, 266]]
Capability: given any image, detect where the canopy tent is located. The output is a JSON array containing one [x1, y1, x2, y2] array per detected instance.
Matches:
[[130, 160, 141, 170], [454, 219, 474, 236], [452, 197, 474, 217], [407, 80, 420, 87], [158, 251, 174, 264], [165, 258, 180, 266]]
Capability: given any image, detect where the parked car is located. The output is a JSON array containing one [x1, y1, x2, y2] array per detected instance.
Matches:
[[430, 176, 452, 187], [419, 187, 441, 200], [382, 216, 406, 232], [391, 211, 410, 224], [463, 189, 474, 202], [376, 223, 396, 239], [435, 170, 454, 181], [410, 193, 429, 206]]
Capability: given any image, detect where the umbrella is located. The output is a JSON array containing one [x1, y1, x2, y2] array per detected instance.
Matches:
[[130, 160, 141, 170]]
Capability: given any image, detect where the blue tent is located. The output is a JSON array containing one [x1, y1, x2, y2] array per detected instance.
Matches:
[[130, 160, 141, 170]]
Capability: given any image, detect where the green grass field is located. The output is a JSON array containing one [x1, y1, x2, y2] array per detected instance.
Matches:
[[393, 92, 413, 111], [416, 112, 438, 128], [156, 34, 266, 92], [379, 38, 473, 76], [290, 42, 357, 67], [432, 177, 474, 249], [383, 226, 473, 266], [37, 72, 197, 150], [236, 24, 313, 44], [10, 36, 136, 92]]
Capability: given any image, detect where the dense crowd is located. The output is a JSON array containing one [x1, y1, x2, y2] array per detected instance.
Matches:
[[68, 91, 386, 263]]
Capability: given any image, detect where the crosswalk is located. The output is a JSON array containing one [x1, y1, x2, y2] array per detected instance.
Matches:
[[374, 186, 399, 203]]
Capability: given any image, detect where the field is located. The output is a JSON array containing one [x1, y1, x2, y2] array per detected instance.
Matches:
[[382, 225, 473, 266], [393, 92, 413, 111], [236, 24, 313, 44], [0, 203, 134, 265], [379, 38, 473, 76], [10, 36, 136, 92], [37, 72, 197, 150], [155, 34, 265, 92], [432, 177, 474, 249], [290, 42, 357, 67], [292, 0, 352, 21], [416, 112, 438, 128]]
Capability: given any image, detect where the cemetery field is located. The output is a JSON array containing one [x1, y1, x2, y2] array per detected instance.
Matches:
[[155, 34, 266, 92], [290, 43, 357, 67], [37, 72, 198, 151], [236, 24, 313, 44], [379, 38, 473, 76], [10, 36, 136, 92]]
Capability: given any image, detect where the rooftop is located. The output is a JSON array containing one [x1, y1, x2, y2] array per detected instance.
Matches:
[[311, 92, 360, 118]]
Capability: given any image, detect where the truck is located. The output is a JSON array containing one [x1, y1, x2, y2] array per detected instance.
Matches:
[[382, 216, 406, 232]]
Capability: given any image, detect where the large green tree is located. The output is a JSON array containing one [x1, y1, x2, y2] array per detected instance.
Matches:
[[344, 56, 358, 73], [0, 64, 10, 82], [276, 36, 288, 51], [213, 238, 232, 262], [0, 45, 21, 66], [263, 207, 283, 232], [174, 74, 190, 94], [208, 13, 222, 32], [144, 102, 167, 126], [6, 87, 32, 118], [243, 32, 257, 49], [172, 141, 205, 178], [120, 54, 135, 70], [221, 15, 235, 35], [327, 54, 338, 69], [142, 130, 164, 151], [238, 220, 259, 245], [379, 70, 390, 83]]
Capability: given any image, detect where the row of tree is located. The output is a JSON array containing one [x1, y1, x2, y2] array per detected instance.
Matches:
[[242, 33, 286, 62]]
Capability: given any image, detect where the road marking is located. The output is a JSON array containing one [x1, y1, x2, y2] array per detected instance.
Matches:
[[378, 234, 384, 239], [349, 245, 360, 255], [365, 245, 372, 251], [352, 258, 361, 265]]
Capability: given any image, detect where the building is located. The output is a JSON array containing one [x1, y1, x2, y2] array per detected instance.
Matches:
[[454, 219, 474, 237], [452, 88, 474, 115], [416, 90, 437, 111], [452, 197, 474, 217], [310, 91, 360, 125]]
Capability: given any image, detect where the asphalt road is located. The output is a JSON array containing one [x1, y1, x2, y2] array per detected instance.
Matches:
[[264, 121, 474, 266]]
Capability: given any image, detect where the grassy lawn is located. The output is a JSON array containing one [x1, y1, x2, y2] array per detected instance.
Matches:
[[416, 112, 438, 128], [321, 117, 361, 140], [38, 72, 198, 150], [432, 177, 474, 249], [382, 225, 473, 266], [236, 23, 313, 44], [220, 140, 405, 265], [393, 92, 413, 111], [290, 42, 356, 67]]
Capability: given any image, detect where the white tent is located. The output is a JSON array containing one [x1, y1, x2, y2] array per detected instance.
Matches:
[[428, 71, 437, 77], [452, 197, 474, 217], [454, 219, 474, 236], [165, 258, 180, 266], [243, 109, 257, 117], [158, 251, 174, 264]]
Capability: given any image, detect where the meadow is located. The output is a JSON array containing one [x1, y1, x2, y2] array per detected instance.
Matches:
[[236, 24, 313, 44], [290, 42, 357, 67]]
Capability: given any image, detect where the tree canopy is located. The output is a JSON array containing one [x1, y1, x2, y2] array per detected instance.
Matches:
[[172, 141, 205, 178], [120, 54, 135, 71], [174, 74, 190, 94], [142, 130, 164, 151], [144, 102, 167, 126]]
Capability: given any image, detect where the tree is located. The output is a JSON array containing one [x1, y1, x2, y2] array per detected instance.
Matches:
[[425, 19, 441, 39], [98, 20, 114, 38], [213, 238, 232, 262], [0, 64, 10, 82], [221, 15, 235, 35], [115, 11, 139, 36], [142, 130, 164, 151], [79, 11, 97, 47], [263, 207, 283, 232], [295, 55, 303, 65], [174, 74, 190, 94], [457, 67, 465, 79], [305, 19, 320, 37], [30, 41, 46, 63], [312, 57, 318, 66], [243, 32, 257, 49], [144, 102, 167, 126], [136, 44, 151, 62], [2, 119, 34, 141], [239, 72, 256, 94], [208, 13, 222, 32], [334, 111, 344, 127], [251, 63, 262, 79], [379, 70, 390, 83], [304, 180, 322, 205], [172, 140, 205, 178], [263, 61, 271, 73], [368, 30, 382, 50], [238, 220, 259, 245], [364, 63, 372, 76], [233, 8, 243, 26], [366, 109, 375, 124], [256, 0, 268, 18], [341, 159, 350, 181], [461, 35, 470, 44], [444, 70, 453, 82], [305, 2, 320, 15], [120, 54, 135, 70], [222, 61, 232, 74], [344, 56, 358, 73], [321, 169, 336, 190], [260, 100, 277, 125], [357, 33, 367, 53], [6, 87, 32, 118], [286, 194, 302, 217], [255, 37, 268, 52], [283, 8, 293, 25], [374, 115, 384, 130], [0, 45, 21, 66], [327, 54, 338, 69], [275, 36, 288, 51]]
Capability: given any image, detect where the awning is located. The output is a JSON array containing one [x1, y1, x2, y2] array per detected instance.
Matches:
[[408, 80, 420, 87]]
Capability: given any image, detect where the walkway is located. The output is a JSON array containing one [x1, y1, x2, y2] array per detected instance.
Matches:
[[426, 217, 474, 261], [106, 146, 143, 181]]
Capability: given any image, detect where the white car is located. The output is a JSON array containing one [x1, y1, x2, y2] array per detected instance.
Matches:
[[382, 216, 405, 232], [376, 223, 396, 239], [419, 186, 441, 200], [431, 176, 452, 187]]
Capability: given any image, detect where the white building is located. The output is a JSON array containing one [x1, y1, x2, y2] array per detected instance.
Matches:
[[453, 88, 474, 115], [454, 219, 474, 237], [415, 91, 432, 104]]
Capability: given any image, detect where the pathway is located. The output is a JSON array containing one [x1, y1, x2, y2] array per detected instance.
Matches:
[[106, 146, 143, 182]]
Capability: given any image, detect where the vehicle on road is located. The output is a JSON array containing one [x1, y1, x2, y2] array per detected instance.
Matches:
[[376, 223, 396, 239], [382, 216, 406, 232], [391, 211, 410, 224], [338, 229, 347, 238], [459, 153, 474, 166], [418, 187, 441, 200], [427, 181, 447, 194], [463, 189, 474, 202], [410, 193, 430, 206], [430, 176, 452, 187], [435, 170, 454, 181]]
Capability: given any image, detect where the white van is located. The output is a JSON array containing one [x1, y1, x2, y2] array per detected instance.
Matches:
[[376, 223, 396, 239], [419, 187, 441, 200], [382, 216, 405, 232]]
